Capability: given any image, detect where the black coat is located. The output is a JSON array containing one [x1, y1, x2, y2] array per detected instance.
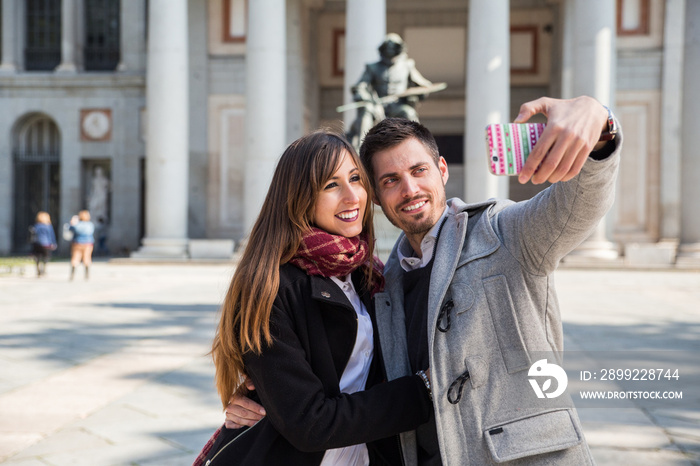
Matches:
[[205, 263, 431, 465]]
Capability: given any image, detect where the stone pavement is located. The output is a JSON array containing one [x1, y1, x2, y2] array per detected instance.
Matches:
[[0, 261, 698, 465]]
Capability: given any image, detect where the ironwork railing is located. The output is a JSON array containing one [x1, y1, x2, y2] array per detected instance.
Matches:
[[24, 47, 61, 71]]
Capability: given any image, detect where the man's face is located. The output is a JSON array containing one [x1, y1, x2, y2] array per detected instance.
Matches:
[[371, 137, 449, 244]]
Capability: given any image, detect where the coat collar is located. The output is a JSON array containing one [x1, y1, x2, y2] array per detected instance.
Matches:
[[310, 274, 347, 304], [449, 197, 502, 267], [382, 197, 503, 349], [309, 269, 371, 314]]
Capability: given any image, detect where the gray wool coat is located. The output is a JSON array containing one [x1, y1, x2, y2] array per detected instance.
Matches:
[[373, 136, 622, 465]]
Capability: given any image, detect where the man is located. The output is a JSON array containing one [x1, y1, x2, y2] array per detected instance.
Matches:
[[346, 33, 435, 149], [228, 96, 620, 465]]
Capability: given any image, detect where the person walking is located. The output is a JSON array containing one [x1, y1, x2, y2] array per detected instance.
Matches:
[[69, 210, 95, 280], [30, 211, 57, 277]]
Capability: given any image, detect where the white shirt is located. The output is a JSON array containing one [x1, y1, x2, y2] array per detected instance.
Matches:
[[319, 274, 374, 466], [397, 206, 449, 271]]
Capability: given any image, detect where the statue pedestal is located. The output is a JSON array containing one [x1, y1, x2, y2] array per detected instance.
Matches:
[[131, 238, 189, 260]]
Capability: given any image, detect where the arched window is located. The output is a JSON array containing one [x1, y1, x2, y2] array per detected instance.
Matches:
[[15, 115, 60, 158], [84, 0, 121, 71], [13, 115, 61, 251], [25, 0, 62, 71]]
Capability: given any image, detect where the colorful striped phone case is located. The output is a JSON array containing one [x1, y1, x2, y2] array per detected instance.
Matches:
[[486, 123, 545, 176]]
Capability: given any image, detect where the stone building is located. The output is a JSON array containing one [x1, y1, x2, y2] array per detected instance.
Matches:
[[0, 0, 697, 266]]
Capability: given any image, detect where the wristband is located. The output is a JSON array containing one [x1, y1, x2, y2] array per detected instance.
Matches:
[[599, 105, 618, 141], [416, 370, 433, 401]]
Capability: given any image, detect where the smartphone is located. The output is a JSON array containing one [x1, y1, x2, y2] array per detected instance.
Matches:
[[486, 123, 545, 176]]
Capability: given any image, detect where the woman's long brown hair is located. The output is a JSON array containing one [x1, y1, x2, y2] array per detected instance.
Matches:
[[212, 131, 376, 408]]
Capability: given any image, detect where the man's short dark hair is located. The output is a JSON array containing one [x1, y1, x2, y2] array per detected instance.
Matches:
[[359, 118, 441, 187]]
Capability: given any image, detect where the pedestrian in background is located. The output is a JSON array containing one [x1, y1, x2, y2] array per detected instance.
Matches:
[[69, 210, 95, 281], [30, 211, 57, 277]]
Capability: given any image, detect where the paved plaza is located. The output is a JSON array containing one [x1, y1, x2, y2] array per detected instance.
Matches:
[[0, 260, 698, 465]]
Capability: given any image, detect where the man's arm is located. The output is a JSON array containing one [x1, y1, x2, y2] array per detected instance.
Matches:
[[494, 96, 621, 275]]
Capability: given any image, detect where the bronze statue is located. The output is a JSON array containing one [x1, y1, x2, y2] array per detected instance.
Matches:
[[340, 33, 446, 149]]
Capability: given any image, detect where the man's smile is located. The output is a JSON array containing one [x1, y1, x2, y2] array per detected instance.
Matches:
[[400, 198, 429, 214]]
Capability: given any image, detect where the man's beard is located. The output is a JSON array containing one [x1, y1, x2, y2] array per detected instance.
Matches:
[[390, 211, 434, 237], [383, 193, 443, 238]]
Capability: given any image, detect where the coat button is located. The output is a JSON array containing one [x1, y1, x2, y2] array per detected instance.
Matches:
[[321, 291, 331, 298]]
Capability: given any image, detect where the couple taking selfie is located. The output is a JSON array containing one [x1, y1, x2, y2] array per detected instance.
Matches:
[[196, 95, 621, 466]]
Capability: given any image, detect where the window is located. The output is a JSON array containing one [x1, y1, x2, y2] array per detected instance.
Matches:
[[84, 0, 120, 71], [617, 0, 650, 36], [12, 114, 61, 252], [25, 0, 61, 71], [223, 0, 246, 42]]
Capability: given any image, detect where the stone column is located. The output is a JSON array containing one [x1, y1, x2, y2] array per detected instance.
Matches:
[[560, 0, 575, 99], [659, 0, 685, 242], [132, 0, 189, 258], [117, 0, 147, 71], [343, 0, 386, 129], [678, 0, 700, 266], [56, 0, 77, 72], [0, 0, 17, 72], [464, 0, 510, 203], [244, 0, 286, 233], [567, 0, 618, 260], [286, 0, 304, 141], [572, 0, 616, 105]]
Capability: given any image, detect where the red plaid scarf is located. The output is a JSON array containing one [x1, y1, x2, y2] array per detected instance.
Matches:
[[289, 227, 384, 295], [192, 426, 220, 466]]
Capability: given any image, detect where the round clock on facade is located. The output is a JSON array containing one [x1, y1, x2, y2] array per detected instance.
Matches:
[[81, 110, 111, 141]]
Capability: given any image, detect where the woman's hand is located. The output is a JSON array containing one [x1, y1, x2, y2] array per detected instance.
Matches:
[[224, 377, 266, 429]]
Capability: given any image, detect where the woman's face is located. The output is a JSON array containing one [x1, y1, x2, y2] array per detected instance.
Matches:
[[310, 151, 368, 238]]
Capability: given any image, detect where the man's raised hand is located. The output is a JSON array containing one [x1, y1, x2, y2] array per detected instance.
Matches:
[[514, 96, 609, 185]]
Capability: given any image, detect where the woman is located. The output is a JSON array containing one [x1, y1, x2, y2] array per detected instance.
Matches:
[[202, 131, 432, 465], [69, 210, 95, 280], [31, 211, 57, 277]]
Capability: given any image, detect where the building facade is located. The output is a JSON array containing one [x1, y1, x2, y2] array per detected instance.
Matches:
[[0, 0, 698, 266]]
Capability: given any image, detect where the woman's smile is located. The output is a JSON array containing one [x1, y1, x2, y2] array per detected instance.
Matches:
[[336, 208, 360, 221]]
